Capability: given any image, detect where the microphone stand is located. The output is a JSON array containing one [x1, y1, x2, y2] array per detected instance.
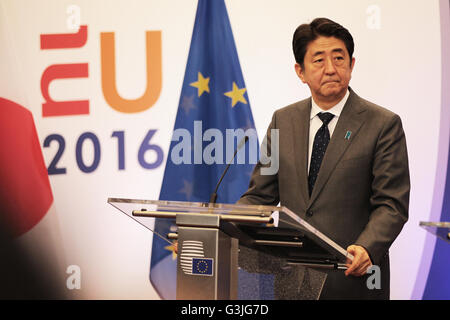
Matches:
[[209, 136, 249, 205]]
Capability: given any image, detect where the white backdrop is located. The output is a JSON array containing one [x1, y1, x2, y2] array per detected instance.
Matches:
[[0, 0, 442, 299]]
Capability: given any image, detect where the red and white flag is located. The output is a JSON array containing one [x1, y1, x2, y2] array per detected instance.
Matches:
[[0, 97, 66, 298]]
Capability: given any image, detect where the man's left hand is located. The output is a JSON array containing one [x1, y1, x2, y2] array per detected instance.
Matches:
[[345, 245, 372, 277]]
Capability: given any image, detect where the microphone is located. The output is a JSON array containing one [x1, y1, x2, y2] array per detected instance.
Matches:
[[209, 135, 249, 204]]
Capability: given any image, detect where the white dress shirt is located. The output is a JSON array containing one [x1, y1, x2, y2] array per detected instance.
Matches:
[[308, 89, 350, 172]]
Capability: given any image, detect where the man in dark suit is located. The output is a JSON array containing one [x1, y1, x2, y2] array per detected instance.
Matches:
[[238, 18, 410, 299]]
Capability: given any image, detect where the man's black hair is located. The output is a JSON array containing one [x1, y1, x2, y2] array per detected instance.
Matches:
[[292, 17, 354, 68]]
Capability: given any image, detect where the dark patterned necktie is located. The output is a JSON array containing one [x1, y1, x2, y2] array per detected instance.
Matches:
[[308, 112, 335, 196]]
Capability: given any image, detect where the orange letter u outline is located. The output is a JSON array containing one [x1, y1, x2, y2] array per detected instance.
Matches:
[[101, 31, 162, 113]]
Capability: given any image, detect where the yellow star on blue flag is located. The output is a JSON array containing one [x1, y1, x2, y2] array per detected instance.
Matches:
[[224, 82, 247, 107], [190, 72, 210, 97], [164, 243, 177, 260]]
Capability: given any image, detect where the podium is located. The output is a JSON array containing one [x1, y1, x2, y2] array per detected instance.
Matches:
[[108, 198, 353, 300]]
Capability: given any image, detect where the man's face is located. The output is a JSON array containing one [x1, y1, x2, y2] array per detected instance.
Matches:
[[295, 36, 355, 107]]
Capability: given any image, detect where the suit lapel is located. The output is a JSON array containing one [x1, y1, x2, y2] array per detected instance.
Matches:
[[308, 89, 368, 207], [292, 99, 311, 207]]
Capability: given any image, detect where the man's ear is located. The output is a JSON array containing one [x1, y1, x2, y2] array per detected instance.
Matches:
[[295, 63, 306, 83], [349, 57, 356, 81], [350, 57, 356, 71]]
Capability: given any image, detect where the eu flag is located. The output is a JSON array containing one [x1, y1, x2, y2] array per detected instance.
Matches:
[[149, 0, 258, 299], [192, 258, 214, 276]]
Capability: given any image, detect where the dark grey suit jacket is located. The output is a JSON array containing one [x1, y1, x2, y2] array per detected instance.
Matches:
[[238, 88, 410, 299]]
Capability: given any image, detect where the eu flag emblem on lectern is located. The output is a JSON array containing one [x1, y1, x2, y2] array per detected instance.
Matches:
[[149, 0, 258, 299], [192, 258, 214, 276]]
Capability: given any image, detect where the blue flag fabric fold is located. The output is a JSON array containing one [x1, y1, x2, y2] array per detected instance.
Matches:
[[150, 0, 259, 300]]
